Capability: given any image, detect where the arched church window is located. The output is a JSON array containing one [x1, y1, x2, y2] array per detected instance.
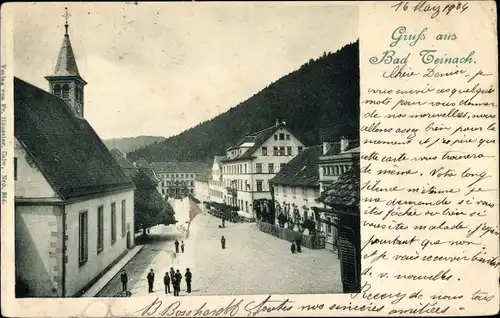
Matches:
[[62, 84, 70, 99], [53, 84, 61, 97]]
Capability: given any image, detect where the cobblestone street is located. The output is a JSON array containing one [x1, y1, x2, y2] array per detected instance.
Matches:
[[97, 209, 342, 297]]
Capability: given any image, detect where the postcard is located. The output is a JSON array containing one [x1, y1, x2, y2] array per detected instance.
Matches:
[[1, 1, 498, 317]]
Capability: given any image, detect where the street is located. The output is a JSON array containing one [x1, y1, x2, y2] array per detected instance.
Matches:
[[97, 209, 342, 297]]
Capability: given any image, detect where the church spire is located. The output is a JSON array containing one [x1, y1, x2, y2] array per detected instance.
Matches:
[[45, 7, 87, 118]]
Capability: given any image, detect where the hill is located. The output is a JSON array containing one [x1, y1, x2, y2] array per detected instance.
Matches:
[[103, 136, 165, 154], [128, 41, 359, 162]]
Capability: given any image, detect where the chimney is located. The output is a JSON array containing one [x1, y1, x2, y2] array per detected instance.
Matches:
[[275, 119, 279, 127], [322, 142, 332, 155], [340, 136, 349, 152]]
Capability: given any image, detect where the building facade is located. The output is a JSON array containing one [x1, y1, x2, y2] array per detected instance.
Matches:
[[270, 145, 323, 227], [220, 121, 305, 221], [194, 167, 211, 203], [152, 162, 211, 197], [317, 138, 360, 250], [208, 156, 224, 204], [14, 21, 135, 297]]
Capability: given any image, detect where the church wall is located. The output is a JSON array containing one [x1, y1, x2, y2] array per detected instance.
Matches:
[[64, 188, 134, 296], [15, 205, 64, 297], [14, 138, 59, 199]]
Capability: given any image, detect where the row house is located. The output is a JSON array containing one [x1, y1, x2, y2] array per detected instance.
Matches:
[[220, 121, 305, 221], [318, 137, 360, 250], [270, 145, 323, 226], [151, 162, 211, 197]]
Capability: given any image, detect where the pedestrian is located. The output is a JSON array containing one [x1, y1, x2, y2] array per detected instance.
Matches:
[[175, 239, 179, 253], [291, 241, 296, 254], [170, 267, 175, 280], [181, 241, 185, 253], [120, 270, 128, 292], [147, 269, 155, 293], [175, 269, 183, 296], [172, 275, 179, 296], [296, 237, 302, 253], [222, 217, 225, 228], [163, 272, 171, 294], [185, 268, 192, 293], [221, 236, 226, 249]]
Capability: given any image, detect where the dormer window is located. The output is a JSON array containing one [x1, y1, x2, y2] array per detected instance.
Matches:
[[62, 84, 70, 99], [53, 84, 61, 97]]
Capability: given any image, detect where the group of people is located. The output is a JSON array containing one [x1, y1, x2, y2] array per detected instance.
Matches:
[[174, 239, 185, 253], [118, 234, 227, 296], [145, 268, 192, 296]]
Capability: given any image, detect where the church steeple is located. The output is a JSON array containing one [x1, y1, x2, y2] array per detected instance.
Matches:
[[45, 7, 87, 118]]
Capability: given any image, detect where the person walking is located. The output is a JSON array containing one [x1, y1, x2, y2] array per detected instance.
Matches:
[[181, 241, 185, 253], [147, 269, 155, 293], [185, 268, 192, 293], [296, 237, 302, 253], [120, 270, 128, 292], [174, 239, 180, 253], [291, 241, 296, 254], [221, 236, 226, 249], [163, 272, 171, 294]]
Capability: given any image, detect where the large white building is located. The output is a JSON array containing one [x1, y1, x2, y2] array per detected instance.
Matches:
[[14, 20, 135, 297], [220, 121, 306, 221], [151, 162, 211, 197]]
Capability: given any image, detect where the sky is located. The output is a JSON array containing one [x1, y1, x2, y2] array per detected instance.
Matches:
[[12, 2, 358, 139]]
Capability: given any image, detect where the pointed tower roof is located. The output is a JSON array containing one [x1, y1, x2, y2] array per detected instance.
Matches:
[[45, 7, 86, 84]]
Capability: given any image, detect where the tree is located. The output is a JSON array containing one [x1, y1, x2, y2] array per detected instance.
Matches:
[[132, 170, 177, 235]]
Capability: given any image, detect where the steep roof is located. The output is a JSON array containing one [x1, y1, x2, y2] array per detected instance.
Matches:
[[270, 145, 322, 187], [109, 149, 137, 178], [110, 149, 158, 188], [14, 77, 133, 199], [45, 33, 86, 84], [318, 162, 360, 208], [151, 161, 211, 173], [221, 124, 281, 163]]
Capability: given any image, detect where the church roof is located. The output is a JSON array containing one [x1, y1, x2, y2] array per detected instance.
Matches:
[[46, 33, 86, 83], [14, 77, 133, 200]]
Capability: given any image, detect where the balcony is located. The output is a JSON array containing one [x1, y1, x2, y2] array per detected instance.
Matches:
[[226, 187, 237, 197]]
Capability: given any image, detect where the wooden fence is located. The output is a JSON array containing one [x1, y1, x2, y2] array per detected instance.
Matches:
[[256, 220, 325, 249]]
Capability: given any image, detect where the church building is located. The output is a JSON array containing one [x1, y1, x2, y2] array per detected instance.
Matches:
[[14, 14, 135, 297]]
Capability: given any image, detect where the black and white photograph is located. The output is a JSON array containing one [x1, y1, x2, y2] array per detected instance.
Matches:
[[11, 2, 360, 298]]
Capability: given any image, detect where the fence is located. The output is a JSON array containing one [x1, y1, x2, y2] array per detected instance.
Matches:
[[256, 220, 325, 249]]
